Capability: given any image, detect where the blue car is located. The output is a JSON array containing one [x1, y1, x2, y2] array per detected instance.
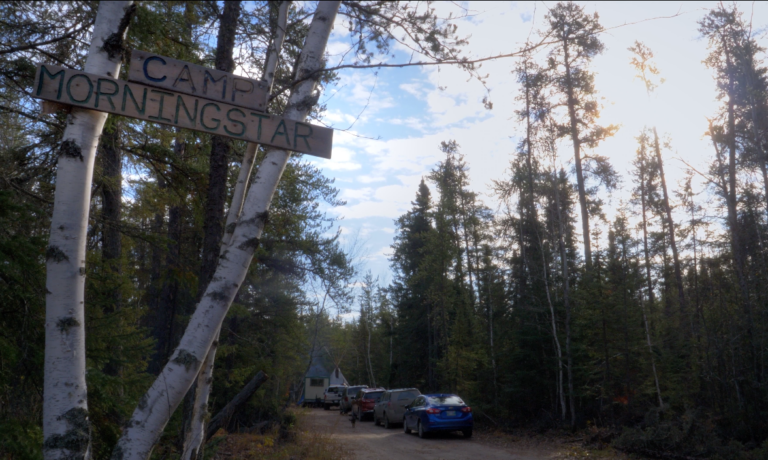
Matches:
[[402, 394, 473, 438]]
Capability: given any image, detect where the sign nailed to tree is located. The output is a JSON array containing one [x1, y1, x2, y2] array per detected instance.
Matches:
[[33, 57, 333, 159], [128, 51, 270, 112]]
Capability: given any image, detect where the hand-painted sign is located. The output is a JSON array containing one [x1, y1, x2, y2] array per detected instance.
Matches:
[[34, 64, 333, 159], [129, 50, 269, 112]]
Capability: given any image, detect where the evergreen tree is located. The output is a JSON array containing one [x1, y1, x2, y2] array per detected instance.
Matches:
[[544, 1, 618, 269]]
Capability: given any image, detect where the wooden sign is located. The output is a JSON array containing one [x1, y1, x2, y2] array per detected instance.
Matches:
[[34, 65, 333, 159], [129, 50, 269, 112]]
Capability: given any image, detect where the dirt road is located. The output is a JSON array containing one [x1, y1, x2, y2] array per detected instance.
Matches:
[[303, 408, 561, 460]]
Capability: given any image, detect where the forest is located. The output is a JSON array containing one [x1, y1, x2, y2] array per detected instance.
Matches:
[[2, 1, 768, 460]]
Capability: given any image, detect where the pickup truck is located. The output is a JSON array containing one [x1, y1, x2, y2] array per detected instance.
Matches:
[[323, 385, 346, 410]]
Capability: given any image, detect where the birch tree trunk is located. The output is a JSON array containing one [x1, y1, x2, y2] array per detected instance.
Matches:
[[180, 337, 218, 460], [222, 0, 290, 247], [43, 3, 135, 460], [113, 3, 340, 459], [181, 4, 291, 458], [538, 229, 566, 420]]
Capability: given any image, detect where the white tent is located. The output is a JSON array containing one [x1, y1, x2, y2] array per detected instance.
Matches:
[[329, 365, 347, 386]]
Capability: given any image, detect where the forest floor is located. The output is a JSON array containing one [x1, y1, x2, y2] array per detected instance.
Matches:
[[299, 408, 637, 460]]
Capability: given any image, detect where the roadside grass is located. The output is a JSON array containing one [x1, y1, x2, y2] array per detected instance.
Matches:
[[204, 408, 350, 460]]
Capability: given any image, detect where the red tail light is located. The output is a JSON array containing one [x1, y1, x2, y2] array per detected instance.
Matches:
[[426, 408, 441, 414], [461, 407, 472, 413]]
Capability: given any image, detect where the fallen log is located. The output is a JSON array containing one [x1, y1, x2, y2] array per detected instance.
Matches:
[[205, 371, 269, 442]]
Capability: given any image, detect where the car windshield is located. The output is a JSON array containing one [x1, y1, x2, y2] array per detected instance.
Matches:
[[396, 391, 419, 400], [427, 395, 465, 405], [362, 391, 383, 400], [327, 387, 339, 393]]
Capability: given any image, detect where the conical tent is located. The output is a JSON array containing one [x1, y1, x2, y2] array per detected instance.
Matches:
[[329, 365, 347, 386]]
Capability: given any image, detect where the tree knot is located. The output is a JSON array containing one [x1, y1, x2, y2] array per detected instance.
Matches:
[[59, 140, 83, 162], [237, 237, 260, 251], [172, 349, 199, 371], [57, 316, 81, 333], [46, 245, 69, 262], [43, 407, 90, 456]]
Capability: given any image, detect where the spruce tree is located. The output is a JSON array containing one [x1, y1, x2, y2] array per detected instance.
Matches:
[[544, 2, 618, 269]]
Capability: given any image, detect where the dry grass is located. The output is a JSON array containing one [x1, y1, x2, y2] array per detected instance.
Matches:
[[206, 409, 350, 460]]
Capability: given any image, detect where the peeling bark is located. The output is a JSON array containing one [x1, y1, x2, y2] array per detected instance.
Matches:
[[43, 3, 135, 460]]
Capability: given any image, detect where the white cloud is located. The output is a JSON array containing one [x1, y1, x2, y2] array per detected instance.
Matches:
[[399, 82, 426, 99], [324, 146, 361, 171], [356, 175, 386, 184], [313, 0, 768, 279]]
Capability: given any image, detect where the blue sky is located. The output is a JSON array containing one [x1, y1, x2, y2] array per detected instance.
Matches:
[[303, 1, 768, 290]]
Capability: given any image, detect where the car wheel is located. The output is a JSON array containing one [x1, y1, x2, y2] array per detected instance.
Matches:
[[463, 429, 473, 438], [384, 414, 391, 429], [403, 418, 411, 434], [323, 404, 329, 410], [418, 421, 428, 438], [374, 415, 381, 426]]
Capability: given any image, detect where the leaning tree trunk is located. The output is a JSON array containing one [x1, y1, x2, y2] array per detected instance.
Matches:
[[652, 128, 687, 321], [222, 0, 290, 246], [204, 371, 269, 442], [43, 3, 135, 460], [181, 3, 291, 459], [112, 3, 340, 459]]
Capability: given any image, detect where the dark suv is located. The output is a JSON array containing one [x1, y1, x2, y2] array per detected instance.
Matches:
[[339, 385, 368, 414]]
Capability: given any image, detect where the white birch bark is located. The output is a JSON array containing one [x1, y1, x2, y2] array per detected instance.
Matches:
[[180, 4, 293, 459], [113, 3, 340, 459], [43, 3, 135, 460], [538, 237, 566, 419], [222, 0, 290, 248], [181, 337, 218, 460]]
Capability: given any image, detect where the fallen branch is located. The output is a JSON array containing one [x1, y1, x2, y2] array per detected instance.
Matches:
[[204, 371, 269, 442]]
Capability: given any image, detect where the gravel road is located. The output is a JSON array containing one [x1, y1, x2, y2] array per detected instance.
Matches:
[[304, 408, 559, 460]]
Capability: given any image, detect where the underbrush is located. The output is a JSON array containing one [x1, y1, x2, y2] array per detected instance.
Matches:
[[205, 409, 349, 460], [612, 408, 768, 460], [472, 421, 633, 460]]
